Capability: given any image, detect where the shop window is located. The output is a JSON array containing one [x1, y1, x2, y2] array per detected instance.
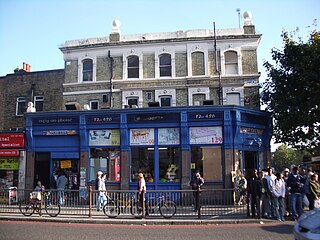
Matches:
[[224, 51, 238, 74], [127, 55, 139, 78], [16, 97, 26, 116], [82, 59, 93, 81], [90, 148, 120, 182], [34, 96, 44, 111], [131, 148, 154, 182], [191, 146, 222, 182], [159, 147, 180, 182], [159, 54, 172, 77]]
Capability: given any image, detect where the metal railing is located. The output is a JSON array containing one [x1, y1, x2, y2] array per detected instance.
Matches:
[[0, 187, 248, 219]]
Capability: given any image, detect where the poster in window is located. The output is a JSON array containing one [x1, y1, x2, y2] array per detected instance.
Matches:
[[130, 128, 154, 145], [89, 129, 120, 146], [189, 126, 223, 144], [158, 128, 180, 145]]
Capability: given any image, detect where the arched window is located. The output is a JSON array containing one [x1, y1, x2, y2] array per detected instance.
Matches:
[[224, 51, 238, 74], [127, 55, 139, 78], [159, 54, 172, 77], [191, 52, 205, 76], [82, 59, 93, 81]]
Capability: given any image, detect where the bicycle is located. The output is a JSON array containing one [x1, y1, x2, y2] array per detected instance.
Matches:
[[19, 191, 61, 217], [146, 193, 177, 218], [101, 193, 120, 218]]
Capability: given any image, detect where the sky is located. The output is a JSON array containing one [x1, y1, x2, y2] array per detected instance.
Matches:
[[0, 0, 319, 150]]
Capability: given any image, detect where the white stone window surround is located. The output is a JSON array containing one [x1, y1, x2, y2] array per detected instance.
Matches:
[[222, 86, 244, 106], [122, 90, 143, 108], [187, 43, 208, 77], [77, 54, 97, 83], [188, 87, 210, 106], [123, 49, 143, 80], [220, 48, 242, 76], [155, 89, 176, 107], [89, 100, 99, 110], [155, 47, 175, 78]]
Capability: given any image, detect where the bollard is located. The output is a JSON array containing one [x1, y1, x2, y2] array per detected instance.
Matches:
[[89, 186, 92, 218]]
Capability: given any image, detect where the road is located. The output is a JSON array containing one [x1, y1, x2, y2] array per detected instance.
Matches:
[[0, 220, 295, 240]]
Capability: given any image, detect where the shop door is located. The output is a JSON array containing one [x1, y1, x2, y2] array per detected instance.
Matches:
[[34, 152, 51, 189], [244, 151, 257, 178]]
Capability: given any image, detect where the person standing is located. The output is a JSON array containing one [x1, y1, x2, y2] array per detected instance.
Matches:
[[236, 174, 247, 205], [271, 172, 286, 221], [283, 168, 291, 217], [287, 166, 305, 221], [95, 171, 103, 211], [138, 173, 146, 214], [248, 169, 262, 219], [190, 171, 204, 211], [98, 173, 107, 209], [56, 171, 68, 205], [265, 167, 277, 218], [308, 173, 320, 210]]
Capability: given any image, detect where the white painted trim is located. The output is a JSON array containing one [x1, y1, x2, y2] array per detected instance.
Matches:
[[63, 89, 120, 96], [188, 87, 210, 106]]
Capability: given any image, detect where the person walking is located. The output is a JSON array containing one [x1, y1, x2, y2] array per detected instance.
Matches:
[[56, 171, 68, 205], [190, 171, 205, 211], [308, 173, 320, 210], [137, 173, 146, 214], [271, 172, 286, 221], [95, 171, 103, 211], [287, 166, 306, 221], [98, 173, 107, 209]]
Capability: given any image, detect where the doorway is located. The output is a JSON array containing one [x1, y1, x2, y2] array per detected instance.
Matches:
[[34, 152, 51, 189], [244, 151, 257, 177]]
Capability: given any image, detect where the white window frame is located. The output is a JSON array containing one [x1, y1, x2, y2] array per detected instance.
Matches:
[[16, 97, 26, 116], [34, 96, 44, 112], [90, 100, 99, 110]]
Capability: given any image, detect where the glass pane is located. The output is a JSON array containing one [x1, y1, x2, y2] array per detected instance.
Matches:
[[89, 148, 120, 182], [131, 148, 154, 182], [128, 68, 139, 78], [128, 56, 139, 67], [160, 66, 172, 77], [83, 59, 93, 70], [128, 98, 138, 107], [90, 101, 99, 110], [160, 97, 171, 106], [160, 54, 171, 65], [159, 147, 180, 182], [35, 101, 43, 111]]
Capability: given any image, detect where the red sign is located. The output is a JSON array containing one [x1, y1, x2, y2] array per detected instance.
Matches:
[[0, 150, 19, 156], [0, 133, 24, 149]]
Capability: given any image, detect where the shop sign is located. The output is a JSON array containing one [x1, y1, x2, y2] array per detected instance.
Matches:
[[86, 114, 120, 124], [0, 158, 19, 170], [43, 130, 77, 136], [0, 133, 24, 149], [188, 112, 223, 121], [60, 160, 72, 169], [89, 129, 120, 146], [240, 127, 264, 134], [0, 150, 19, 157], [189, 126, 223, 144], [33, 117, 79, 125], [127, 113, 180, 123], [130, 128, 154, 145]]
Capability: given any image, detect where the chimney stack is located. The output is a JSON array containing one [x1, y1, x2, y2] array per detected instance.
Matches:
[[22, 62, 31, 72]]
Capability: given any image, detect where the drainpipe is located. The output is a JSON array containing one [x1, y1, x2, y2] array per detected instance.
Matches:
[[213, 22, 222, 105], [108, 50, 114, 108]]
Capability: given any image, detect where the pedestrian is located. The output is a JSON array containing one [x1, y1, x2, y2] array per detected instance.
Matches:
[[95, 171, 103, 211], [304, 171, 314, 210], [287, 166, 306, 221], [264, 167, 276, 218], [283, 168, 291, 218], [98, 173, 107, 210], [56, 171, 68, 205], [236, 174, 247, 205], [270, 172, 286, 221], [247, 169, 262, 219], [190, 171, 204, 211], [308, 173, 320, 210], [137, 173, 146, 214], [31, 180, 45, 201]]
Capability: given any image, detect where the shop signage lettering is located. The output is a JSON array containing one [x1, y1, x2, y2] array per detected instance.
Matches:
[[188, 112, 223, 121], [60, 160, 72, 169], [33, 117, 79, 125], [86, 115, 120, 124], [240, 127, 264, 134], [128, 113, 179, 123], [0, 134, 24, 149], [0, 150, 19, 157], [43, 130, 77, 136], [0, 158, 19, 170]]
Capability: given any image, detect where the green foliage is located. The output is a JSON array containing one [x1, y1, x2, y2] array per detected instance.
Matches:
[[261, 22, 320, 153], [272, 145, 301, 172]]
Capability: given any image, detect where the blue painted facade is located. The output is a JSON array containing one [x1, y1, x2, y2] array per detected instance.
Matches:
[[24, 106, 272, 190]]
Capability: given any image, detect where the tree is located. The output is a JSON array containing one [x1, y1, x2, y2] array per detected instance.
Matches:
[[261, 23, 320, 153], [272, 145, 301, 172]]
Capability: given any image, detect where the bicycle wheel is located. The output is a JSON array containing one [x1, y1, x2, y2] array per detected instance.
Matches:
[[19, 201, 35, 216], [45, 199, 61, 217], [103, 201, 120, 218], [159, 200, 177, 218]]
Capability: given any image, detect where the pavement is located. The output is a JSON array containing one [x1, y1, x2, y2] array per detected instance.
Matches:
[[0, 212, 279, 225]]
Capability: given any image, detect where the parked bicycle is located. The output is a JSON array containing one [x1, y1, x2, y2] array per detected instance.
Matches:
[[19, 191, 60, 217], [146, 193, 177, 218], [102, 193, 120, 218]]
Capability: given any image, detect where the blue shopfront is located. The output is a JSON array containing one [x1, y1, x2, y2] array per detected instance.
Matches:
[[24, 106, 272, 191]]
